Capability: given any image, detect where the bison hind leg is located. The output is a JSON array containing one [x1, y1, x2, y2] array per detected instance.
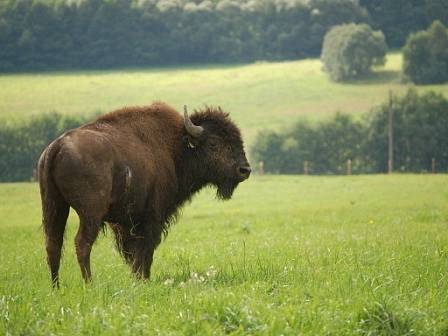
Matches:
[[43, 198, 69, 287], [75, 217, 103, 282]]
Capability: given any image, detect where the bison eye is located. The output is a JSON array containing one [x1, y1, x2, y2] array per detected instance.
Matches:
[[209, 139, 219, 149]]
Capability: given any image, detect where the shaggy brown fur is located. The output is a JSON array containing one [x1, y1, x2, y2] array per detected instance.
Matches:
[[38, 102, 250, 286]]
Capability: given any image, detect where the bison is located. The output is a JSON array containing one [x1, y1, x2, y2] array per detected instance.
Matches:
[[38, 102, 250, 286]]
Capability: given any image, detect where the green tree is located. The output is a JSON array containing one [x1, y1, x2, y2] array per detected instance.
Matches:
[[251, 130, 288, 174], [321, 23, 387, 82], [366, 89, 448, 172], [250, 114, 367, 175], [402, 20, 448, 84], [360, 0, 429, 48]]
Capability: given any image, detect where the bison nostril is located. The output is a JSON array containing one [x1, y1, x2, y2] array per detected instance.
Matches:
[[239, 166, 251, 178]]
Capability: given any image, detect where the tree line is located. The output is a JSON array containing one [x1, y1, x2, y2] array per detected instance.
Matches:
[[251, 89, 448, 175], [1, 89, 447, 181], [0, 0, 446, 71]]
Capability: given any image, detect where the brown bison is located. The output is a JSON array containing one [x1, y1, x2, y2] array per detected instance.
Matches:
[[38, 102, 250, 286]]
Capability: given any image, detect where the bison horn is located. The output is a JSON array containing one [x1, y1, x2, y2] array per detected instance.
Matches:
[[184, 105, 203, 138]]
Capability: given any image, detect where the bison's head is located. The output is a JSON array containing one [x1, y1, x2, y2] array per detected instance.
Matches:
[[184, 106, 251, 200]]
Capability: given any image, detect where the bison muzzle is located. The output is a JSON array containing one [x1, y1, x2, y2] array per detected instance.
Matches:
[[38, 102, 250, 286]]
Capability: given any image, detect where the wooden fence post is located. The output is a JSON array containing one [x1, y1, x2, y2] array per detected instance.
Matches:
[[347, 159, 352, 175], [388, 160, 393, 174], [259, 161, 264, 176], [432, 158, 436, 174], [303, 161, 309, 175], [388, 91, 394, 174]]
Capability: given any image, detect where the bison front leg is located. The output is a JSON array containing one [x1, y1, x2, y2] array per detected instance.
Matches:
[[112, 217, 163, 280], [127, 220, 162, 280], [132, 234, 161, 279], [132, 243, 155, 279]]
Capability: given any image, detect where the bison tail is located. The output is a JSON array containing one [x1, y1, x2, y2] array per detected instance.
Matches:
[[38, 140, 70, 286], [38, 141, 63, 230]]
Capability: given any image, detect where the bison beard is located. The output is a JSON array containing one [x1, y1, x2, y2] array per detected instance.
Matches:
[[38, 102, 250, 286], [217, 180, 239, 200]]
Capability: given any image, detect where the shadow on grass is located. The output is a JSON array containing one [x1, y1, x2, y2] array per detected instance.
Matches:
[[357, 302, 415, 336], [343, 70, 401, 86], [440, 324, 448, 336]]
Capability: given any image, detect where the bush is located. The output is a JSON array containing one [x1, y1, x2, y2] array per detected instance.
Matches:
[[321, 23, 387, 81], [0, 113, 91, 182], [251, 130, 290, 174], [251, 114, 367, 174], [402, 21, 448, 84]]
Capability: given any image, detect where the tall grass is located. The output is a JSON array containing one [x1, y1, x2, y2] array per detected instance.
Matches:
[[1, 175, 447, 335]]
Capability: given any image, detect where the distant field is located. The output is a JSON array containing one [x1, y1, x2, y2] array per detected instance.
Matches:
[[1, 175, 447, 335], [1, 53, 448, 145]]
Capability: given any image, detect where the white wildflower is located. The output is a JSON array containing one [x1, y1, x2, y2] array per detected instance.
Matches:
[[164, 278, 174, 286]]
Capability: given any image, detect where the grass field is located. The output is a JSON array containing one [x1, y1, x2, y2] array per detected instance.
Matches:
[[1, 53, 448, 145], [1, 175, 447, 335], [2, 54, 448, 334]]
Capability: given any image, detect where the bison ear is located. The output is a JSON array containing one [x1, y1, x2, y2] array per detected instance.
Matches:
[[183, 135, 200, 149]]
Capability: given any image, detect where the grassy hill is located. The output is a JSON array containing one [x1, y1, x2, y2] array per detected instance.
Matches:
[[1, 175, 447, 334], [1, 56, 448, 334], [1, 53, 447, 145]]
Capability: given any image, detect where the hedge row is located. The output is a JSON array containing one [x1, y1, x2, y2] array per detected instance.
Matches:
[[0, 113, 91, 182], [251, 89, 448, 174]]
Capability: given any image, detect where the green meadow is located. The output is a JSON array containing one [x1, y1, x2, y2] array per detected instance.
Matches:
[[1, 53, 448, 144], [1, 54, 448, 334], [1, 175, 448, 335]]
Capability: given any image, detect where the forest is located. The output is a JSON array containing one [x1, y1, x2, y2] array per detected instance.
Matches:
[[0, 0, 447, 71]]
